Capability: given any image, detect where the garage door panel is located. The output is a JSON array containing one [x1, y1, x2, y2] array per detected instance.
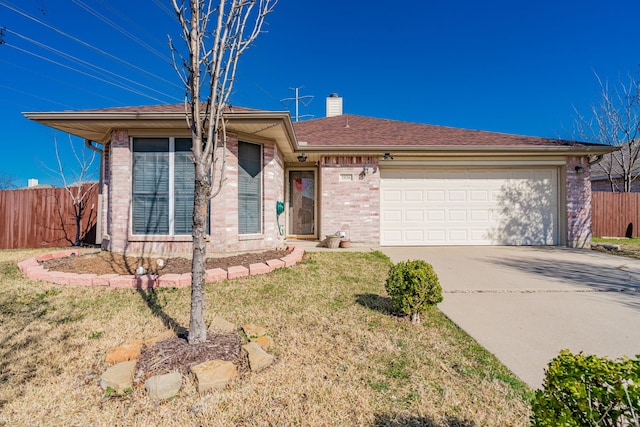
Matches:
[[448, 210, 467, 221], [448, 190, 466, 201], [383, 210, 402, 222], [428, 210, 445, 221], [380, 168, 558, 246], [382, 189, 402, 202], [427, 190, 445, 201], [405, 210, 424, 222]]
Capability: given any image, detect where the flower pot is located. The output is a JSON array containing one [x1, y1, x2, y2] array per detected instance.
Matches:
[[339, 240, 351, 248]]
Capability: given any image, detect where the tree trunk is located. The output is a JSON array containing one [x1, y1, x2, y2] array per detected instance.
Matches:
[[71, 203, 82, 247], [411, 312, 421, 325], [188, 160, 211, 345]]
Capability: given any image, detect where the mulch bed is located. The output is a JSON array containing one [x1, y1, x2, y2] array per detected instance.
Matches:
[[40, 249, 291, 276], [134, 332, 248, 383]]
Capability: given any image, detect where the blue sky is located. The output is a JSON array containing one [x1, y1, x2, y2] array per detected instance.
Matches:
[[1, 0, 639, 186]]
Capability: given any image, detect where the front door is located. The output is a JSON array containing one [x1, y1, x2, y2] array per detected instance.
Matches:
[[288, 170, 315, 237]]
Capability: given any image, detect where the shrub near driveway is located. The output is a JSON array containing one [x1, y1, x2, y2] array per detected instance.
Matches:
[[0, 249, 531, 426]]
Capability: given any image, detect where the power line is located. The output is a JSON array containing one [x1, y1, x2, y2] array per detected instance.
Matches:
[[4, 43, 170, 103], [0, 0, 183, 91], [5, 28, 181, 103], [151, 0, 176, 20], [70, 0, 171, 64], [0, 57, 128, 107]]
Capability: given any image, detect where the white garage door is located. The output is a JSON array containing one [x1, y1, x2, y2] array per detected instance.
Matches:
[[380, 168, 559, 246]]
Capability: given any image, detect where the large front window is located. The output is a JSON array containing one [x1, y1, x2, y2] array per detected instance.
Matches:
[[238, 141, 262, 234], [132, 137, 195, 235]]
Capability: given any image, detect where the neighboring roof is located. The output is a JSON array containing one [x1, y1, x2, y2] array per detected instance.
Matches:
[[590, 140, 640, 181], [293, 114, 614, 155]]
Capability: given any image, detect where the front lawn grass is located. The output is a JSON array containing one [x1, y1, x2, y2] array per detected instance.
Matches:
[[593, 236, 640, 260], [0, 249, 531, 426]]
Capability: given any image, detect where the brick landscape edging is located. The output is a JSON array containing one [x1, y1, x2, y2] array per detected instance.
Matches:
[[18, 246, 304, 289]]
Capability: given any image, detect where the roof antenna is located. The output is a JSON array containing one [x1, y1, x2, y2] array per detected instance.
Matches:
[[280, 87, 314, 122]]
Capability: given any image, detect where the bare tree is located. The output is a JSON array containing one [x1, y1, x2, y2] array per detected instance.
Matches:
[[574, 72, 640, 192], [44, 134, 98, 246], [171, 0, 277, 344], [0, 172, 18, 190]]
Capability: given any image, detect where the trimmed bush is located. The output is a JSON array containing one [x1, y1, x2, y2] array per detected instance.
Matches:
[[384, 260, 443, 324], [531, 350, 640, 426]]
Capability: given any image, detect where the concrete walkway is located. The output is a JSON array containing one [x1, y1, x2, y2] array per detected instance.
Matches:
[[381, 246, 640, 389]]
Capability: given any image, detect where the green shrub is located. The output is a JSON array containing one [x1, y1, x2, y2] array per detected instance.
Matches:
[[384, 260, 443, 324], [531, 350, 640, 426]]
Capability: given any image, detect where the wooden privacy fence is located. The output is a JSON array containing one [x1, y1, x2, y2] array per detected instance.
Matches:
[[592, 191, 640, 238], [0, 185, 98, 249]]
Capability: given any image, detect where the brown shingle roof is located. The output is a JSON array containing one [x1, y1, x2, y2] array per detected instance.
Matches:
[[293, 114, 600, 148]]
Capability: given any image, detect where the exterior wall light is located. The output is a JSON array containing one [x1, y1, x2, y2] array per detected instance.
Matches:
[[383, 152, 394, 160], [574, 164, 586, 174], [297, 152, 307, 162], [363, 166, 369, 175]]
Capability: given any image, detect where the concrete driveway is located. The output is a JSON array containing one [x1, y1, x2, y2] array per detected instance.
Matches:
[[381, 246, 640, 389]]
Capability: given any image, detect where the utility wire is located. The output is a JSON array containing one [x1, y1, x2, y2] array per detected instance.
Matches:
[[96, 0, 170, 47], [151, 0, 177, 20], [0, 0, 183, 91], [5, 43, 170, 103], [0, 57, 127, 107], [70, 0, 171, 63], [0, 83, 74, 109], [5, 28, 181, 102]]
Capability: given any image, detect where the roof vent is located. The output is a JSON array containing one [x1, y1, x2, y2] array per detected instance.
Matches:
[[326, 93, 343, 117]]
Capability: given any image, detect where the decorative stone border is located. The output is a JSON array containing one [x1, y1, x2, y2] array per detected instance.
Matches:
[[18, 246, 305, 289], [100, 320, 276, 398]]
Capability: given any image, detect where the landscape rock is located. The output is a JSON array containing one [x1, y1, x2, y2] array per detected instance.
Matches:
[[242, 324, 267, 338], [144, 372, 182, 399], [250, 335, 274, 350], [190, 359, 237, 392], [100, 360, 136, 393], [210, 315, 236, 332], [242, 342, 275, 372], [105, 339, 143, 365]]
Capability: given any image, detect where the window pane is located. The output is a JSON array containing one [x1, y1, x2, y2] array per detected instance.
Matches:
[[132, 138, 169, 234], [174, 138, 194, 234], [238, 141, 262, 234]]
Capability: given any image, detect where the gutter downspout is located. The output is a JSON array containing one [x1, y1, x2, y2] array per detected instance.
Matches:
[[589, 154, 604, 166], [85, 139, 104, 154]]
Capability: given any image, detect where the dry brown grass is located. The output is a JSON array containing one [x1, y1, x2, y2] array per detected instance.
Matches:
[[0, 249, 532, 426]]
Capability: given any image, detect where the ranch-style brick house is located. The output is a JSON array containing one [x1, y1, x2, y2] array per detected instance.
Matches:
[[24, 95, 614, 255]]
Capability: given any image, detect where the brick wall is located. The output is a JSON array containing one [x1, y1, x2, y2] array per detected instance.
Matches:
[[103, 131, 284, 256], [104, 130, 131, 253], [566, 156, 592, 248], [319, 156, 380, 243]]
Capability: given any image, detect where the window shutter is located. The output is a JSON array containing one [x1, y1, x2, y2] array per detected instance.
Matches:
[[132, 138, 169, 234], [174, 138, 195, 235], [238, 142, 262, 234]]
